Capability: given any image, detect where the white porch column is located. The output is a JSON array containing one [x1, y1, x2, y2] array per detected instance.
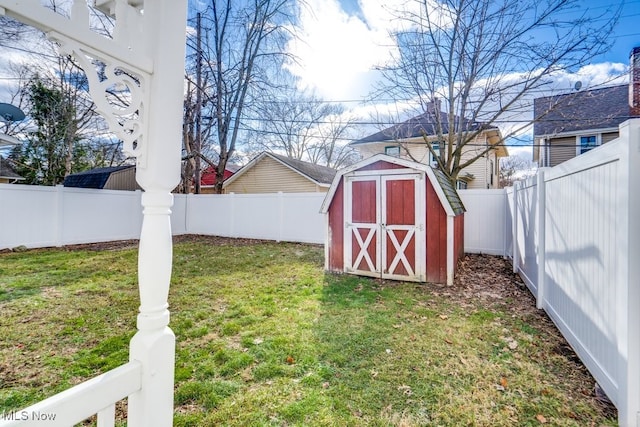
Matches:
[[0, 1, 187, 425], [127, 1, 187, 426]]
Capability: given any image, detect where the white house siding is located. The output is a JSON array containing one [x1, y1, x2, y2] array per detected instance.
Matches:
[[224, 155, 327, 194], [353, 135, 500, 189], [601, 131, 619, 144], [104, 167, 138, 191], [548, 136, 577, 167]]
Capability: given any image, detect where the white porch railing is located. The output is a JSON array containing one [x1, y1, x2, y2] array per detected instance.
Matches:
[[0, 1, 187, 426], [0, 361, 141, 427]]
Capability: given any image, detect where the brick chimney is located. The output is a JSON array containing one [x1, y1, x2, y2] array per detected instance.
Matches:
[[426, 97, 442, 115], [630, 46, 640, 117]]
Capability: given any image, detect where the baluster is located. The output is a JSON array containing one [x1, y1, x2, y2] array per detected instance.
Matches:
[[97, 404, 116, 427]]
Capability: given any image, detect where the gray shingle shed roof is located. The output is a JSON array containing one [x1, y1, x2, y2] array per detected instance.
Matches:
[[533, 84, 633, 136], [321, 154, 465, 216], [432, 168, 465, 215]]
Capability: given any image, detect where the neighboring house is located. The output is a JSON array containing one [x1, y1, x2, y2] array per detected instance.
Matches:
[[199, 163, 240, 194], [223, 151, 336, 194], [0, 156, 24, 183], [351, 100, 507, 189], [534, 46, 640, 167], [63, 165, 138, 190]]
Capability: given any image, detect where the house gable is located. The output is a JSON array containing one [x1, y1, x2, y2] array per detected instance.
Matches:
[[223, 152, 336, 194], [351, 102, 506, 189], [321, 154, 464, 216], [351, 132, 504, 189]]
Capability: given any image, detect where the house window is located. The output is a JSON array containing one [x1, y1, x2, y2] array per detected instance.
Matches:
[[489, 159, 494, 186], [456, 180, 468, 190], [428, 143, 440, 166], [578, 135, 598, 154], [385, 146, 400, 157]]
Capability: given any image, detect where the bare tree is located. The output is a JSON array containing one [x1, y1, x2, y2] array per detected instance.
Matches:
[[250, 89, 358, 168], [194, 0, 295, 193], [375, 0, 619, 185], [499, 154, 536, 187], [307, 110, 360, 169]]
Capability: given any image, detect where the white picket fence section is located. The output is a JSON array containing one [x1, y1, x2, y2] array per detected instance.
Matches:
[[509, 119, 640, 427]]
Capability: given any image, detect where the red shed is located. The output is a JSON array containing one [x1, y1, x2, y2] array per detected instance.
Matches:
[[320, 154, 465, 285]]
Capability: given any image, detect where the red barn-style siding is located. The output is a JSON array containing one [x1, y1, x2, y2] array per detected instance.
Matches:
[[454, 214, 465, 264], [327, 179, 344, 271], [321, 154, 465, 285], [425, 177, 448, 283]]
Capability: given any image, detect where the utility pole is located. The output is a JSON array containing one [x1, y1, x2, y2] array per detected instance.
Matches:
[[194, 12, 203, 194]]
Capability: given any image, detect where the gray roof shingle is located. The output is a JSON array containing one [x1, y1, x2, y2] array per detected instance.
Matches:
[[63, 165, 134, 189], [268, 153, 337, 185], [352, 110, 490, 145], [533, 84, 634, 136], [0, 156, 23, 180], [432, 168, 465, 215]]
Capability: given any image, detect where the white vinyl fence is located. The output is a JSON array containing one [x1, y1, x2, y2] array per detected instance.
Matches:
[[458, 189, 510, 256], [509, 119, 640, 427], [1, 185, 509, 252], [0, 188, 326, 250], [0, 185, 144, 249], [173, 192, 326, 244]]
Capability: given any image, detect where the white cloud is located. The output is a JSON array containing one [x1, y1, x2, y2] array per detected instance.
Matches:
[[284, 0, 459, 101], [284, 0, 397, 101]]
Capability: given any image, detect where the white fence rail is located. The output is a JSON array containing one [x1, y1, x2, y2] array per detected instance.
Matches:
[[0, 361, 141, 426], [509, 119, 640, 427]]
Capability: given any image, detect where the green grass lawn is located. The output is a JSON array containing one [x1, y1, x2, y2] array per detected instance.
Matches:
[[0, 237, 616, 426]]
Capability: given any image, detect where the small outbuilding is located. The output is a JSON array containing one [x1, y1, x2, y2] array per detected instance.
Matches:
[[63, 165, 138, 190], [320, 154, 465, 285]]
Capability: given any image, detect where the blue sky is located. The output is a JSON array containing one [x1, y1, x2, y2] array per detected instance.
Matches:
[[278, 0, 639, 157], [283, 0, 638, 99], [584, 0, 640, 64]]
